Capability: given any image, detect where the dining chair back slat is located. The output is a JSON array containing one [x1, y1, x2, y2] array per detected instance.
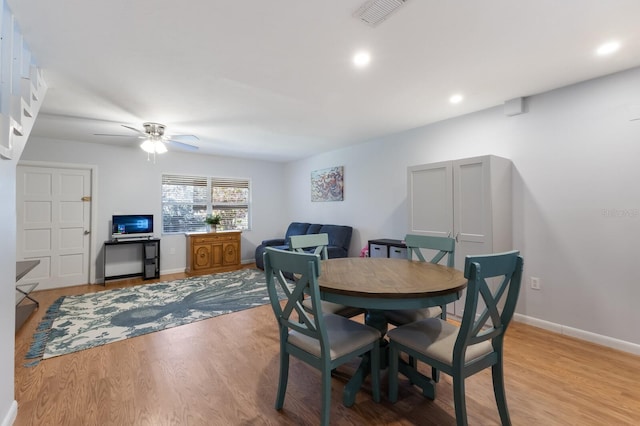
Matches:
[[405, 234, 455, 267], [289, 233, 329, 259]]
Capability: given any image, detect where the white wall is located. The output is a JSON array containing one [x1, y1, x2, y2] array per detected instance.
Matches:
[[1, 133, 32, 426], [284, 67, 640, 349], [0, 160, 18, 426], [20, 138, 289, 283]]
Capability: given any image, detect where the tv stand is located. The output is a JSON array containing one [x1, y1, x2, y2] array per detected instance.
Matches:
[[103, 238, 160, 285]]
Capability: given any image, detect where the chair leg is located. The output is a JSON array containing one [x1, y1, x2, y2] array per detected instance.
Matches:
[[432, 366, 440, 382], [492, 357, 512, 426], [388, 345, 399, 403], [275, 350, 289, 410], [370, 343, 380, 403], [321, 364, 332, 426], [431, 306, 444, 383], [452, 375, 468, 426]]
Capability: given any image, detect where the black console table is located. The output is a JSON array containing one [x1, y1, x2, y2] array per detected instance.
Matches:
[[368, 238, 408, 259], [103, 238, 160, 284]]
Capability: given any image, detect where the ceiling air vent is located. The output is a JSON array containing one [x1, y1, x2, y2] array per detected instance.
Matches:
[[354, 0, 408, 27]]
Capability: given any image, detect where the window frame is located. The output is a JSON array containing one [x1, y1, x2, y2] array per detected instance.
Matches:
[[161, 174, 251, 234]]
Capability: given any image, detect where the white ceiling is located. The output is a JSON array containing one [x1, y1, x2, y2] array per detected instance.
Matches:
[[8, 0, 640, 162]]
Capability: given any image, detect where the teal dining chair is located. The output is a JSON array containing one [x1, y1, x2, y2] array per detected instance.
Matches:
[[263, 247, 381, 426], [290, 233, 365, 318], [384, 234, 456, 326], [383, 234, 456, 381], [387, 250, 524, 426]]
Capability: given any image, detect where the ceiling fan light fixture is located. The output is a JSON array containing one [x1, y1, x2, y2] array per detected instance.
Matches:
[[143, 122, 166, 137], [140, 138, 167, 154], [154, 140, 168, 154], [140, 139, 155, 153]]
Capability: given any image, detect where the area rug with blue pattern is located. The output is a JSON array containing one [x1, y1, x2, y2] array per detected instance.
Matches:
[[26, 268, 278, 366]]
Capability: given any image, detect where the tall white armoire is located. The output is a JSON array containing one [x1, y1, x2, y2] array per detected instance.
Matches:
[[407, 155, 513, 317]]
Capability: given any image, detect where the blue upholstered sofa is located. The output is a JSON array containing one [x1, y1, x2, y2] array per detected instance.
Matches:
[[254, 222, 353, 270]]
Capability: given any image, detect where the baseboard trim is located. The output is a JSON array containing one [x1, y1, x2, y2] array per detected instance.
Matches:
[[159, 267, 187, 275], [1, 400, 17, 426], [514, 313, 640, 356]]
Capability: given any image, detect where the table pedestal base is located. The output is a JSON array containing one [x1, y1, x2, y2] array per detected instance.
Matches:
[[341, 309, 436, 405]]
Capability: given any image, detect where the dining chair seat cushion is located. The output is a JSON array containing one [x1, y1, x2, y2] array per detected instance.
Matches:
[[387, 318, 492, 366], [383, 306, 443, 325], [302, 299, 365, 318], [289, 313, 381, 360]]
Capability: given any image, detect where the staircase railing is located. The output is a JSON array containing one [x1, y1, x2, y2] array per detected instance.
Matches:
[[0, 0, 48, 162]]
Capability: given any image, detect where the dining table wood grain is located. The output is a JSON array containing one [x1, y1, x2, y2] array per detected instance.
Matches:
[[318, 257, 467, 307]]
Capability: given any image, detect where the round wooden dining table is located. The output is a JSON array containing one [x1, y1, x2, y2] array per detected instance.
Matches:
[[317, 257, 467, 406]]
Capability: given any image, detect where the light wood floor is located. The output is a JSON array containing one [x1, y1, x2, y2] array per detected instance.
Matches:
[[14, 270, 640, 425]]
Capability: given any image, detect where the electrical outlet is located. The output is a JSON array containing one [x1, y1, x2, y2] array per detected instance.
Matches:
[[530, 277, 541, 290]]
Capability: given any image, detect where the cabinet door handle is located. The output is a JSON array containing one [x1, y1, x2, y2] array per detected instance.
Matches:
[[455, 232, 459, 243]]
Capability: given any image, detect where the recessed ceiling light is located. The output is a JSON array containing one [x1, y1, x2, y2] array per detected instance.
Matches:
[[596, 41, 620, 56], [353, 51, 371, 68], [449, 94, 463, 104]]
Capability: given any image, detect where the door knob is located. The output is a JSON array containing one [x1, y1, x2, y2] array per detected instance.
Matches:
[[84, 230, 90, 235]]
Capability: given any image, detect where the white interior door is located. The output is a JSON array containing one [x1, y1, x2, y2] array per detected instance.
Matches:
[[17, 165, 92, 289]]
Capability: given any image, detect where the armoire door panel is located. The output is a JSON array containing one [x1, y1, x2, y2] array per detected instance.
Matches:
[[454, 158, 490, 245], [408, 162, 453, 237]]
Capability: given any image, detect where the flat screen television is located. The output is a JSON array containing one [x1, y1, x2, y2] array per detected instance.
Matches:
[[111, 214, 154, 240]]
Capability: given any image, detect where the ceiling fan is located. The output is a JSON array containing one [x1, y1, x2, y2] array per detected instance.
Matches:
[[95, 122, 200, 154]]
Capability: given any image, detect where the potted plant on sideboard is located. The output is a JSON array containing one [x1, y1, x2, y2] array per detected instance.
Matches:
[[204, 214, 221, 232]]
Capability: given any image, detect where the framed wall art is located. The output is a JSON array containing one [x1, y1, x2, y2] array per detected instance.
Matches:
[[311, 166, 344, 202]]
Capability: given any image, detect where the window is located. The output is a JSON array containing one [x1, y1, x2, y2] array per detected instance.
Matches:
[[211, 177, 250, 230], [162, 174, 250, 233]]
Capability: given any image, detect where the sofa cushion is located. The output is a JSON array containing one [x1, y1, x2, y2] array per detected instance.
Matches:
[[285, 222, 311, 240], [319, 225, 352, 251], [307, 224, 323, 234], [255, 222, 353, 270]]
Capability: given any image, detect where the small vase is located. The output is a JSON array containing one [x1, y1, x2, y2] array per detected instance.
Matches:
[[205, 224, 212, 233]]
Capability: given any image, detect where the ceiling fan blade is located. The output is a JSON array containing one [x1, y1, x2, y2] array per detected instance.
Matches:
[[121, 125, 146, 135], [167, 134, 199, 143], [167, 139, 199, 151], [94, 133, 137, 137]]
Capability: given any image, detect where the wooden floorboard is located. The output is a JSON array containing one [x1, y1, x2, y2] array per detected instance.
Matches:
[[14, 269, 640, 425]]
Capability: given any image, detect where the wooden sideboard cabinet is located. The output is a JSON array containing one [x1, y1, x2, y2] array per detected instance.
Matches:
[[186, 230, 242, 275]]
